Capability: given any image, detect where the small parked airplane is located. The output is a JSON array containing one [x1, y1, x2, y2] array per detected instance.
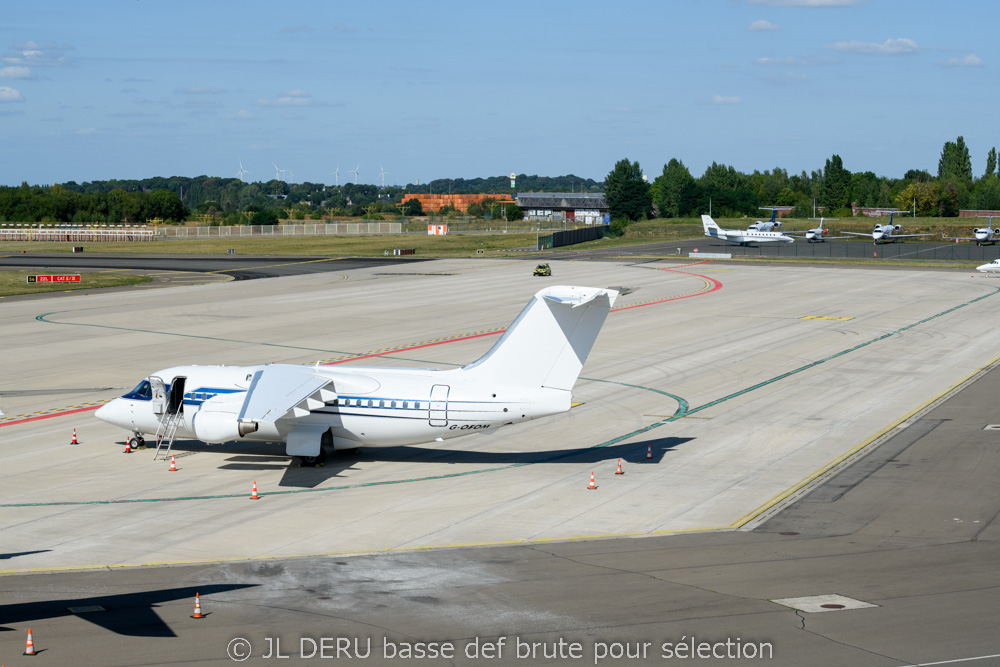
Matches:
[[843, 213, 932, 245], [747, 208, 782, 232], [944, 216, 999, 246], [702, 215, 795, 246], [783, 218, 849, 243], [976, 259, 1000, 275], [96, 286, 618, 465]]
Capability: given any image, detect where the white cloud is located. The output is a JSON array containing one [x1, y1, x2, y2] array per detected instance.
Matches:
[[826, 37, 919, 55], [749, 0, 868, 6], [3, 41, 70, 67], [0, 86, 24, 102], [334, 23, 357, 34], [225, 109, 255, 119], [75, 127, 99, 135], [749, 20, 779, 31], [712, 95, 742, 104], [755, 55, 835, 66], [176, 86, 229, 95], [943, 54, 983, 67], [255, 89, 311, 106], [0, 65, 33, 79]]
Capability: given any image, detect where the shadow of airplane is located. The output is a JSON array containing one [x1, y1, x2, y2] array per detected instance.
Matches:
[[150, 436, 692, 489], [0, 550, 52, 560], [0, 584, 257, 637]]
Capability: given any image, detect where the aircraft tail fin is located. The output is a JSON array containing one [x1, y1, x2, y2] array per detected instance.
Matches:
[[702, 214, 721, 234], [461, 286, 618, 391], [769, 208, 776, 223]]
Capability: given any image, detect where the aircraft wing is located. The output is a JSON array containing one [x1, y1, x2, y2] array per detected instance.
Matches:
[[239, 366, 335, 423], [893, 233, 933, 238], [238, 365, 381, 424], [841, 231, 874, 237]]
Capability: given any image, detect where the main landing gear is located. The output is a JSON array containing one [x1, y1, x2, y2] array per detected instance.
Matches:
[[298, 447, 328, 468]]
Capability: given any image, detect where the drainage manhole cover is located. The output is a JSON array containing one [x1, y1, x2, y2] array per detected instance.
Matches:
[[772, 594, 878, 613], [779, 531, 800, 536]]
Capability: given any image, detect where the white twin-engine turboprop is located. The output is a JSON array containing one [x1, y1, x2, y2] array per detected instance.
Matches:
[[96, 286, 619, 465]]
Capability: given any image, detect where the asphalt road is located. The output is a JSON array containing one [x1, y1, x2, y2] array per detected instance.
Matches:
[[1, 257, 998, 666], [2, 360, 998, 666], [0, 254, 430, 280], [547, 238, 1000, 263]]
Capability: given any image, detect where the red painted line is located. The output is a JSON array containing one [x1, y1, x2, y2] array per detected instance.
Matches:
[[0, 405, 101, 428], [323, 330, 502, 365], [612, 262, 723, 312], [10, 264, 724, 421]]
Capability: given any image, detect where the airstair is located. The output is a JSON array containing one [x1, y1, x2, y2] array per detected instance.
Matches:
[[152, 375, 186, 460], [153, 411, 182, 460]]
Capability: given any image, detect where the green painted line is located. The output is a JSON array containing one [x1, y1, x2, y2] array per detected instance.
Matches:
[[7, 283, 997, 509], [582, 378, 688, 417]]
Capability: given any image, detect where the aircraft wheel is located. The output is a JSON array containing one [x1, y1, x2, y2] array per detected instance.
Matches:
[[130, 435, 145, 450], [299, 448, 327, 468]]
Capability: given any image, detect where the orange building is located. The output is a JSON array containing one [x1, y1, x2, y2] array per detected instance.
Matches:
[[402, 193, 514, 213]]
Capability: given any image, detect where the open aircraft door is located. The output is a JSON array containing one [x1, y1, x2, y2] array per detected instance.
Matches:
[[166, 376, 186, 415], [429, 384, 449, 426], [149, 376, 166, 415]]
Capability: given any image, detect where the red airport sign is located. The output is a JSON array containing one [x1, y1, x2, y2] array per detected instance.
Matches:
[[27, 274, 81, 284]]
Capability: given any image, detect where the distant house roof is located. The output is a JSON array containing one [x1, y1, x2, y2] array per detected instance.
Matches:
[[516, 192, 607, 209]]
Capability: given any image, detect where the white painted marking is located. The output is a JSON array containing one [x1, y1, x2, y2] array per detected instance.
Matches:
[[771, 594, 878, 613]]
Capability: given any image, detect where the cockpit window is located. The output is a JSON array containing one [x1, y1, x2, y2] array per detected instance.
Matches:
[[122, 379, 153, 400]]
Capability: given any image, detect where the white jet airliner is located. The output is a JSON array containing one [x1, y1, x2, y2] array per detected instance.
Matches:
[[747, 209, 782, 232], [783, 218, 849, 243], [945, 216, 999, 246], [96, 285, 618, 465], [976, 259, 1000, 275], [702, 215, 795, 246], [843, 213, 932, 245]]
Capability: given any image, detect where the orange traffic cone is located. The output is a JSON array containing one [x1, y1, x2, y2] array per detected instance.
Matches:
[[24, 627, 35, 655], [191, 592, 204, 619], [250, 480, 259, 500], [169, 455, 177, 472], [615, 458, 624, 475], [646, 444, 652, 460], [71, 428, 79, 445], [587, 471, 597, 490], [124, 440, 132, 454]]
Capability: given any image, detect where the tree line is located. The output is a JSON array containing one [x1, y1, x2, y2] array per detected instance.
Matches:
[[604, 136, 1000, 225], [4, 137, 999, 224]]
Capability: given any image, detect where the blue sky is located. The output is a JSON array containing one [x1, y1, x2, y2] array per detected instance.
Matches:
[[0, 0, 995, 187]]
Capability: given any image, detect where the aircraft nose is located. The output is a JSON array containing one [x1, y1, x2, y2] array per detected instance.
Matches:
[[95, 399, 128, 427]]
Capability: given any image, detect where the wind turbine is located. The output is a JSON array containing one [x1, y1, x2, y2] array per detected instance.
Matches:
[[348, 163, 360, 184], [236, 160, 250, 182], [330, 165, 340, 187], [286, 168, 296, 183], [273, 163, 284, 181], [377, 164, 390, 188]]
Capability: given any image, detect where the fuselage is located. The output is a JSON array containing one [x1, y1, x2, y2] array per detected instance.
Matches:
[[95, 363, 568, 448], [977, 259, 1000, 274], [704, 227, 794, 245]]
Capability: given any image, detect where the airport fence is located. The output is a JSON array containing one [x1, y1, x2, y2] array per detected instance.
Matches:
[[0, 221, 402, 242], [0, 224, 156, 242]]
